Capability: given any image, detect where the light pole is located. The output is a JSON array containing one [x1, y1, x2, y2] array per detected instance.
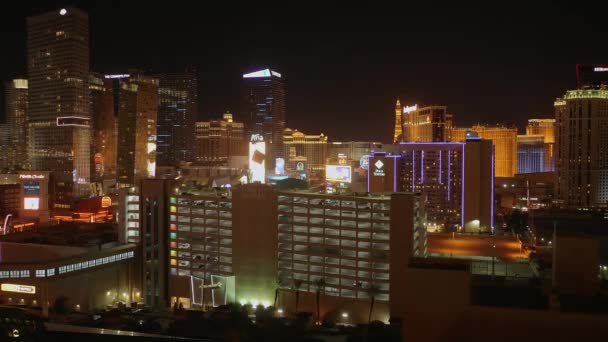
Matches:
[[491, 234, 496, 279]]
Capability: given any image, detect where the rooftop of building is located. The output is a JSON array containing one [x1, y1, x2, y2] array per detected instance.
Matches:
[[409, 257, 471, 271], [0, 222, 118, 249], [0, 242, 89, 264]]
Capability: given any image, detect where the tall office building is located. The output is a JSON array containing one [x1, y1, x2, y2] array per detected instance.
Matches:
[[27, 8, 91, 203], [117, 74, 159, 188], [517, 135, 545, 174], [451, 125, 517, 177], [401, 105, 452, 142], [576, 64, 608, 89], [387, 137, 493, 232], [393, 98, 402, 143], [89, 73, 117, 181], [157, 70, 198, 167], [4, 79, 29, 170], [283, 128, 328, 174], [195, 112, 245, 165], [554, 89, 608, 208], [241, 69, 286, 168]]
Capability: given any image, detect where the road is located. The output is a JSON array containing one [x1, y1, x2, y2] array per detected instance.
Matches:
[[427, 233, 526, 262]]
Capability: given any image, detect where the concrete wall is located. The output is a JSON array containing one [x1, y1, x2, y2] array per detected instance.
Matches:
[[553, 235, 600, 295], [231, 183, 278, 306], [405, 306, 608, 342]]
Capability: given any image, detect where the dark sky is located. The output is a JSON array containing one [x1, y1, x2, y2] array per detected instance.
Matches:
[[1, 1, 608, 141]]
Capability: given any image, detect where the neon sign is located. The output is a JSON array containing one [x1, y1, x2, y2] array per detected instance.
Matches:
[[19, 174, 45, 180], [403, 104, 418, 113], [1, 284, 36, 294]]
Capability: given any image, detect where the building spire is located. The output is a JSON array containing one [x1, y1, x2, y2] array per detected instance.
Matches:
[[393, 98, 403, 143]]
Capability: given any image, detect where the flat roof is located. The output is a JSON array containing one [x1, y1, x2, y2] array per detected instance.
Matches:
[[0, 242, 89, 264]]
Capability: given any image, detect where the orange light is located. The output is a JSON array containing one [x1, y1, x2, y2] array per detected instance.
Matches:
[[101, 196, 112, 208]]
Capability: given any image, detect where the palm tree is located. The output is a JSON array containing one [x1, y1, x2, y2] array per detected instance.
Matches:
[[366, 283, 380, 323], [273, 277, 282, 309], [293, 278, 303, 313], [314, 278, 326, 324]]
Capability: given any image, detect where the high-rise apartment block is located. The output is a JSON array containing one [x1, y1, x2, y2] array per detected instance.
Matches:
[[554, 89, 608, 207], [27, 8, 91, 203], [195, 113, 245, 165], [451, 125, 517, 177], [89, 73, 117, 181], [381, 137, 493, 232], [241, 69, 285, 167], [157, 70, 198, 167], [4, 79, 29, 170], [116, 74, 158, 188], [283, 128, 328, 174], [402, 105, 453, 143]]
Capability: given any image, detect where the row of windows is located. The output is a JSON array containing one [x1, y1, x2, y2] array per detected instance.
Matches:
[[0, 270, 30, 278], [0, 251, 133, 279], [57, 251, 135, 276]]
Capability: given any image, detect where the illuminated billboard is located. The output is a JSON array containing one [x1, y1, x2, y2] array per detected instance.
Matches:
[[1, 283, 36, 294], [249, 134, 266, 183], [147, 142, 156, 178], [326, 165, 352, 183], [24, 198, 39, 210], [23, 181, 40, 195], [275, 158, 285, 175]]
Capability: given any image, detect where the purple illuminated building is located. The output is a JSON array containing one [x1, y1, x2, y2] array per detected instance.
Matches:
[[368, 136, 493, 233]]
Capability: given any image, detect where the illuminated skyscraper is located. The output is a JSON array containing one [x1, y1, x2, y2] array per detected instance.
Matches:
[[4, 79, 29, 170], [241, 69, 285, 168], [156, 70, 198, 167], [89, 73, 117, 182], [389, 136, 493, 232], [283, 128, 328, 174], [195, 112, 245, 165], [393, 98, 402, 143], [27, 8, 91, 204], [555, 89, 608, 207], [401, 105, 452, 142], [117, 74, 158, 188], [526, 119, 555, 144], [451, 125, 517, 177]]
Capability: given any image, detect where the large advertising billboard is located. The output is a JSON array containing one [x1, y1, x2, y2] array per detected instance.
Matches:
[[326, 165, 352, 183], [249, 134, 266, 183]]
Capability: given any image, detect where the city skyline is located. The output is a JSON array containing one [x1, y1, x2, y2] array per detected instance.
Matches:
[[1, 2, 608, 141]]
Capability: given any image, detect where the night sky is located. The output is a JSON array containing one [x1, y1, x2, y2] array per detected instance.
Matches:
[[1, 1, 607, 141]]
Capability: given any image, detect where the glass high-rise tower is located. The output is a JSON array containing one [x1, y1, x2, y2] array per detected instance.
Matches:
[[241, 69, 286, 168], [27, 8, 91, 204], [5, 79, 29, 170], [156, 70, 198, 167]]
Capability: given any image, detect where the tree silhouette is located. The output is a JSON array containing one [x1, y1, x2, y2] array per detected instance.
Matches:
[[367, 283, 380, 323], [314, 277, 326, 324], [293, 278, 303, 313]]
